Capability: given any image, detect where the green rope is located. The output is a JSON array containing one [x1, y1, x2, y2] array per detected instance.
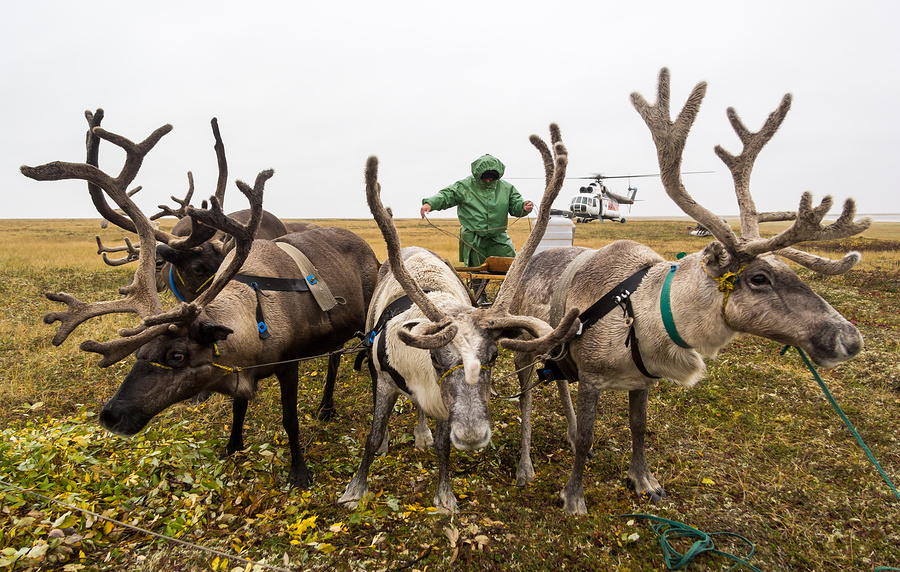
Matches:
[[781, 345, 900, 502], [620, 514, 762, 571]]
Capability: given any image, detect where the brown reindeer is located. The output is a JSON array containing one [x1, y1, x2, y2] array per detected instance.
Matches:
[[339, 125, 581, 512], [21, 117, 379, 487], [508, 69, 870, 514]]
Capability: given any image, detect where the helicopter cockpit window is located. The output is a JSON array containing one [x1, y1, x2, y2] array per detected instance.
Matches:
[[592, 198, 598, 207]]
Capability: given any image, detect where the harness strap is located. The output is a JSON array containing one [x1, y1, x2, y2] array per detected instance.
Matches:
[[577, 266, 651, 332], [625, 296, 659, 379], [233, 274, 313, 339], [363, 292, 433, 348], [543, 263, 653, 381], [275, 242, 338, 311]]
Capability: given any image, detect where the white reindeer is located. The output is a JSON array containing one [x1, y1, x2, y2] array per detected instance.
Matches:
[[339, 126, 580, 512], [509, 68, 871, 515]]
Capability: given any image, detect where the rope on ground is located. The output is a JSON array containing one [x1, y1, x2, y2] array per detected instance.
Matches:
[[619, 514, 762, 571], [0, 478, 293, 572], [781, 345, 900, 502]]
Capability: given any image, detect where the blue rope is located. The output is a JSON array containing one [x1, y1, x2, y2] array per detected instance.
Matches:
[[620, 514, 762, 571], [781, 345, 900, 502]]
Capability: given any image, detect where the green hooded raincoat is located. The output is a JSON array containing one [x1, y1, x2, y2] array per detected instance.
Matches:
[[422, 154, 528, 266]]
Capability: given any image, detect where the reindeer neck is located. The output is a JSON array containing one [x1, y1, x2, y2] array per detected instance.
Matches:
[[629, 255, 734, 386], [649, 254, 736, 357]]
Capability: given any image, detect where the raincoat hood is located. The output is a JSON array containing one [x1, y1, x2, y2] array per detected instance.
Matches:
[[470, 154, 506, 180]]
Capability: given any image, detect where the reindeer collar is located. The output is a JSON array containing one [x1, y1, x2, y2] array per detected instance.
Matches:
[[660, 264, 693, 349], [168, 266, 215, 303]]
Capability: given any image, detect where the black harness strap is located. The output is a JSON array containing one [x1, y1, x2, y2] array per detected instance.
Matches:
[[540, 266, 656, 381], [624, 296, 660, 379], [233, 274, 312, 339], [577, 266, 650, 332], [362, 292, 432, 348]]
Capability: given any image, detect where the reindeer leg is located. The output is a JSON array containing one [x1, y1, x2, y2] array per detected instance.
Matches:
[[414, 406, 433, 450], [515, 353, 536, 485], [627, 388, 666, 501], [560, 380, 601, 515], [278, 366, 311, 488], [553, 361, 593, 459], [224, 397, 248, 458], [316, 352, 340, 422], [338, 372, 399, 508], [433, 418, 458, 513]]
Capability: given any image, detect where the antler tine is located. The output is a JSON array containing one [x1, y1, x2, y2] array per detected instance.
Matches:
[[152, 171, 195, 221], [631, 68, 739, 251], [95, 235, 140, 266], [212, 118, 228, 208], [757, 211, 798, 224], [365, 156, 447, 323], [713, 94, 792, 240], [492, 124, 569, 312], [190, 170, 270, 308], [776, 248, 863, 276], [742, 194, 871, 257]]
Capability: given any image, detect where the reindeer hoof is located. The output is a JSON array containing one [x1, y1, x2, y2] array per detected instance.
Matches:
[[288, 468, 313, 489], [317, 405, 335, 422]]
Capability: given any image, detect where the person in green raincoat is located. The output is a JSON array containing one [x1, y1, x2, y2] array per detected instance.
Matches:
[[420, 154, 533, 267]]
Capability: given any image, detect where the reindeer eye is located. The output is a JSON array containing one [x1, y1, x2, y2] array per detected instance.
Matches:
[[750, 274, 770, 286], [168, 351, 187, 366]]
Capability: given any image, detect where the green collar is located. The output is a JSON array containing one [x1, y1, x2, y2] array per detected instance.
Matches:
[[660, 264, 692, 349]]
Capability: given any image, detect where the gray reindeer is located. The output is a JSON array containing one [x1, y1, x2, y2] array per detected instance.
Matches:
[[339, 126, 580, 512], [509, 68, 870, 514], [22, 116, 379, 488]]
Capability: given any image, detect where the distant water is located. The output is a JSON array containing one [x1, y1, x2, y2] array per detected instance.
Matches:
[[864, 213, 900, 223]]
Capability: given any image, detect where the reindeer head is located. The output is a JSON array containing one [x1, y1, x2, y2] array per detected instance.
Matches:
[[21, 112, 269, 432], [365, 125, 580, 449], [631, 69, 870, 366]]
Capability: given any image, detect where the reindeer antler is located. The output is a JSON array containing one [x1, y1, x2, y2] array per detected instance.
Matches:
[[632, 68, 871, 273], [95, 235, 141, 266], [492, 123, 568, 312], [22, 115, 268, 367], [365, 156, 450, 325]]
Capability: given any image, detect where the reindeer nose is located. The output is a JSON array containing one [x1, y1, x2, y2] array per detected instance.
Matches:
[[450, 425, 492, 451]]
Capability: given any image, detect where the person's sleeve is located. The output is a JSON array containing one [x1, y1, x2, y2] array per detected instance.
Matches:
[[422, 183, 462, 211], [507, 184, 527, 217]]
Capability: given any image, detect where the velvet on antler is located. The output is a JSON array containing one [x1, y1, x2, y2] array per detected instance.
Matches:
[[631, 68, 871, 274]]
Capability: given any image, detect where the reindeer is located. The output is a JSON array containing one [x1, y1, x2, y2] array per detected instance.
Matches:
[[21, 116, 379, 488], [86, 112, 345, 419], [339, 125, 581, 513], [508, 68, 871, 514]]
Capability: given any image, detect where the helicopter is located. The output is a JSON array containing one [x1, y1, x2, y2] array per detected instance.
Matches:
[[564, 173, 654, 223], [563, 171, 712, 223]]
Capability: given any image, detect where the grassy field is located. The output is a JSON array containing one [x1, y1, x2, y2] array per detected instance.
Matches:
[[0, 216, 898, 571]]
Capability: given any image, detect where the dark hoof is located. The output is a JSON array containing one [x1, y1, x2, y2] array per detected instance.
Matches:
[[288, 471, 313, 489], [317, 406, 335, 422]]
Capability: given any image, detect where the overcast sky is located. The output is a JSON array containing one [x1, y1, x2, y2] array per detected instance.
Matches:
[[4, 0, 898, 222]]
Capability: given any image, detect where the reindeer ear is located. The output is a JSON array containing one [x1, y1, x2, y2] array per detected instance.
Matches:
[[700, 242, 733, 278], [191, 319, 233, 346]]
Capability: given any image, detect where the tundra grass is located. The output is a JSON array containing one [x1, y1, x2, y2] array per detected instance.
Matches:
[[0, 218, 898, 571]]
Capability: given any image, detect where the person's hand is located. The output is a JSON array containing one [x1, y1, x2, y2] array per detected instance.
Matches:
[[420, 203, 432, 218], [523, 200, 534, 213]]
